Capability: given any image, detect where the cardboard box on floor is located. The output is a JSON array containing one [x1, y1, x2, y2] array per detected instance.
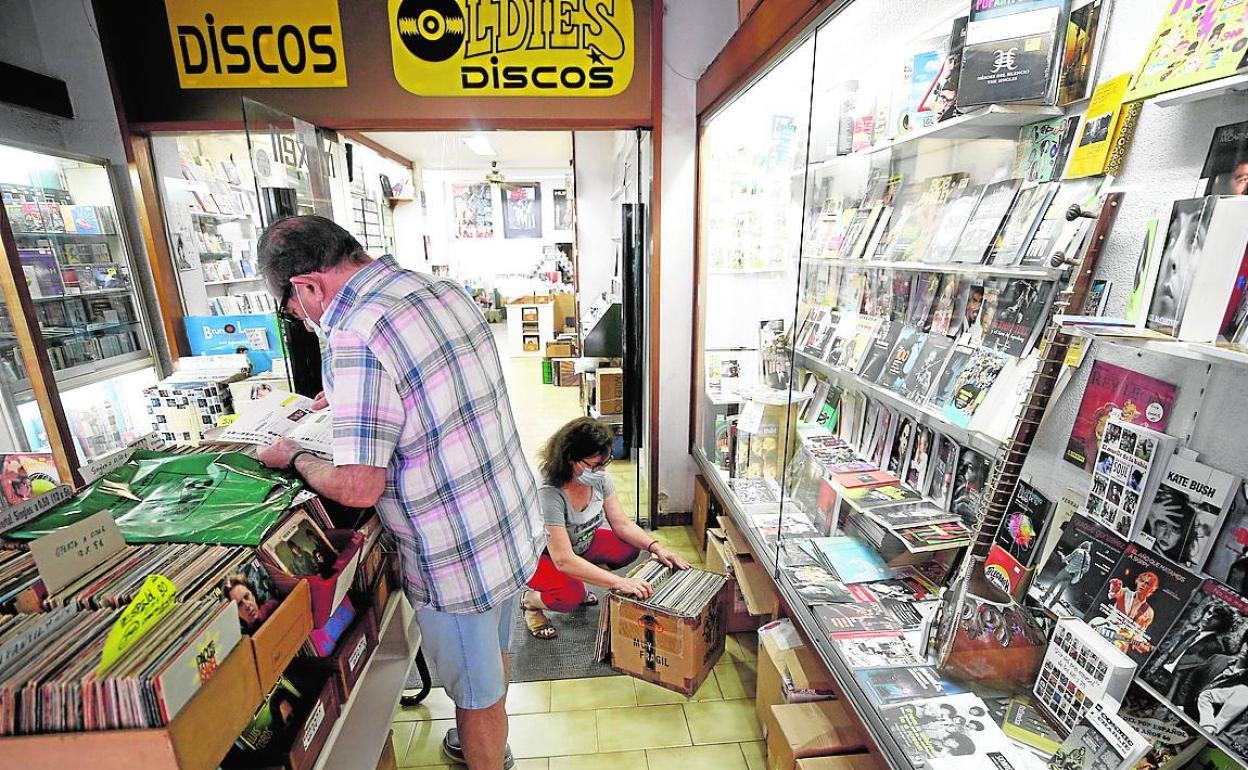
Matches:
[[766, 701, 870, 770], [795, 755, 885, 770], [605, 576, 731, 695], [756, 618, 838, 728], [704, 529, 761, 633], [711, 515, 781, 616]]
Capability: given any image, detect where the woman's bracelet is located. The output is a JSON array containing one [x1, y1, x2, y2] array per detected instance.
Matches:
[[646, 541, 659, 554]]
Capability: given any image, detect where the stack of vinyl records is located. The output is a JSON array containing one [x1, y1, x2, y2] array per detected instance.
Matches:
[[0, 544, 260, 612], [0, 599, 241, 734], [0, 550, 38, 613], [843, 506, 973, 563], [622, 561, 727, 617]]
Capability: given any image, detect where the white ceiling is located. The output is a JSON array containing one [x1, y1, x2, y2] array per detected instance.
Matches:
[[362, 130, 574, 171]]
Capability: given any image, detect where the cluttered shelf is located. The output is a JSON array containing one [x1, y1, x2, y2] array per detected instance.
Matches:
[[1059, 321, 1248, 370], [694, 450, 920, 770], [804, 256, 1065, 282], [793, 350, 1006, 458]]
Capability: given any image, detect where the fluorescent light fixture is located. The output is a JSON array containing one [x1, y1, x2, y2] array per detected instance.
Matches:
[[462, 135, 496, 157]]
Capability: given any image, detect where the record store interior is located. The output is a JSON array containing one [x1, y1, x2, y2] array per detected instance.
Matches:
[[6, 1, 1248, 770]]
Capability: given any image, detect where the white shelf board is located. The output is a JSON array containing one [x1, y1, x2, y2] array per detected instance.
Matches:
[[805, 256, 1064, 281], [1150, 73, 1248, 109], [204, 277, 263, 286], [312, 593, 419, 770], [1062, 324, 1248, 369], [796, 105, 1065, 177], [795, 350, 1006, 457]]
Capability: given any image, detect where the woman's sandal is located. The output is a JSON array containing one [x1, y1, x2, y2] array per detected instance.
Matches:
[[523, 607, 557, 640], [581, 592, 599, 607]]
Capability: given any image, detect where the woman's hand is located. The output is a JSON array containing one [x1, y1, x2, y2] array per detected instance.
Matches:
[[612, 576, 653, 599], [651, 544, 691, 570]]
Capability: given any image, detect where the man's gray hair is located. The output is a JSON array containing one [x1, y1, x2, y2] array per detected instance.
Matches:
[[256, 215, 368, 297]]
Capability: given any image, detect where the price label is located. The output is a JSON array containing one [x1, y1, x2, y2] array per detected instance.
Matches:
[[0, 484, 73, 536], [29, 509, 125, 594], [97, 574, 177, 675], [738, 401, 766, 435]]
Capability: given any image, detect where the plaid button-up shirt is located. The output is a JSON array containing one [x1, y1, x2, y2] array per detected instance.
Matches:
[[321, 256, 544, 614]]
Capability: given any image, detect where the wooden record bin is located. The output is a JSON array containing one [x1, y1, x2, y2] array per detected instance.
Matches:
[[0, 579, 315, 770]]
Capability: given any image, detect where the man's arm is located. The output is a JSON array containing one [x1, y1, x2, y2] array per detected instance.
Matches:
[[259, 438, 385, 508]]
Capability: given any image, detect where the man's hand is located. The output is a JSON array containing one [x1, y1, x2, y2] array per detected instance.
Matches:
[[259, 438, 300, 470], [311, 391, 329, 410]]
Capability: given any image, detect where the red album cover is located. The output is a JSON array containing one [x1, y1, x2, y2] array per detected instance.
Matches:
[[832, 469, 901, 489], [984, 543, 1027, 596], [1064, 361, 1177, 471]]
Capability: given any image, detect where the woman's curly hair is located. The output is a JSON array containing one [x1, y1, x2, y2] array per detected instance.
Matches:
[[539, 417, 614, 486]]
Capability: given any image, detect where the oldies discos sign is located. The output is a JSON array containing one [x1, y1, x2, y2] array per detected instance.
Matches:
[[388, 0, 634, 96], [164, 0, 348, 88]]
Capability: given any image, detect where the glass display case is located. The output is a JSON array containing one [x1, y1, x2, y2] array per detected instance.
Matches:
[[0, 143, 157, 463], [694, 0, 1248, 768]]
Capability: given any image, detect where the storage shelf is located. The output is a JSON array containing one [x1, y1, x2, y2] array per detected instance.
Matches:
[[796, 104, 1065, 175], [191, 210, 253, 221], [1061, 323, 1248, 370], [12, 230, 117, 239], [1150, 73, 1248, 109], [312, 593, 418, 770], [805, 256, 1064, 281], [794, 350, 1006, 458], [694, 450, 917, 770], [204, 277, 262, 286], [32, 288, 132, 302]]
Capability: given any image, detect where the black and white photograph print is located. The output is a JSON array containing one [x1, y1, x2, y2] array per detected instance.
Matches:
[[1079, 112, 1114, 147]]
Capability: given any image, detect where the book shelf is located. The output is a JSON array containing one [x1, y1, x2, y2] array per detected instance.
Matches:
[[1060, 323, 1248, 371], [1151, 73, 1248, 110]]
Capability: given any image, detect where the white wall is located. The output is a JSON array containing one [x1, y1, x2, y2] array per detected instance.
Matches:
[[421, 169, 574, 297], [1021, 2, 1248, 504], [658, 0, 740, 511], [0, 0, 169, 370], [574, 132, 620, 312]]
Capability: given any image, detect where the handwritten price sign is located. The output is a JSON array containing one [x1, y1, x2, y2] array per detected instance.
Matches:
[[97, 574, 177, 675], [29, 510, 125, 594]]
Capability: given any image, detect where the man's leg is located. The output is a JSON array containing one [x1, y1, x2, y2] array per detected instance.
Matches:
[[415, 599, 514, 768]]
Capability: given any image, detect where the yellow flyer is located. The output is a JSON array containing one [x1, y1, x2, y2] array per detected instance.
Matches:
[[1065, 73, 1133, 179]]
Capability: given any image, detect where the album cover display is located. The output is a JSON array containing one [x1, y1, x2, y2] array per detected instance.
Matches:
[[1064, 361, 1178, 472], [983, 278, 1051, 357], [1029, 513, 1128, 618], [941, 348, 1009, 428], [1083, 416, 1177, 541], [1139, 455, 1238, 570]]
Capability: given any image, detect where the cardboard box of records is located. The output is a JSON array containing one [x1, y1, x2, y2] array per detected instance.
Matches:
[[755, 619, 837, 729], [765, 700, 870, 770], [703, 527, 761, 633], [598, 560, 731, 695]]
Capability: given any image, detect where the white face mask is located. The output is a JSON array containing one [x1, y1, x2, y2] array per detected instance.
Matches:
[[577, 464, 607, 486], [294, 285, 328, 343]]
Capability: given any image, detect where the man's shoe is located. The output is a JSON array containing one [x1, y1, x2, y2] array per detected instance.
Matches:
[[441, 728, 515, 768]]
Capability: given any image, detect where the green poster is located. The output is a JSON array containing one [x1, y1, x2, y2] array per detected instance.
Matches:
[[6, 451, 302, 545]]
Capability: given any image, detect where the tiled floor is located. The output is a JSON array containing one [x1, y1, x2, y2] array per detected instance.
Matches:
[[387, 335, 758, 769]]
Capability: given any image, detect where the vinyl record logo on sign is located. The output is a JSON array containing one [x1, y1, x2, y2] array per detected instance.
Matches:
[[388, 0, 634, 97]]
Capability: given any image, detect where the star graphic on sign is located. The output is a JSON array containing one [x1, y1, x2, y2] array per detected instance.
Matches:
[[588, 48, 605, 65]]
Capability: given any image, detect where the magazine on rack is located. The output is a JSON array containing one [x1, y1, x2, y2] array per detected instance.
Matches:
[[1200, 120, 1248, 196], [952, 179, 1024, 264], [1015, 117, 1080, 184], [941, 347, 1009, 428], [983, 279, 1051, 357], [1029, 513, 1127, 617], [212, 392, 334, 457], [1064, 361, 1178, 471], [1118, 684, 1209, 770], [1139, 579, 1248, 759], [899, 336, 953, 403], [1205, 479, 1248, 595], [1138, 455, 1238, 570], [902, 425, 937, 493], [992, 481, 1053, 569], [1047, 702, 1150, 770], [927, 435, 961, 510], [951, 448, 991, 529], [959, 0, 1069, 108], [924, 184, 984, 264], [1057, 0, 1113, 105], [882, 693, 1026, 770], [1082, 543, 1199, 666], [813, 601, 903, 636], [990, 182, 1059, 266], [1123, 0, 1248, 103], [1082, 415, 1177, 541]]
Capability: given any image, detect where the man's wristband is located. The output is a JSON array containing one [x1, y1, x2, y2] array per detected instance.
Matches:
[[286, 449, 313, 473]]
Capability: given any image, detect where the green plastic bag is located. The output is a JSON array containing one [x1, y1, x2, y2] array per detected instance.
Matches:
[[6, 450, 302, 545]]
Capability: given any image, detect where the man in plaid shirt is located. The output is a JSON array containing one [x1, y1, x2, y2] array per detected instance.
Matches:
[[256, 215, 544, 770]]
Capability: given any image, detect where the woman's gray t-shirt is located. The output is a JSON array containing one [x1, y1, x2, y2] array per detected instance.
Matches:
[[537, 474, 615, 555]]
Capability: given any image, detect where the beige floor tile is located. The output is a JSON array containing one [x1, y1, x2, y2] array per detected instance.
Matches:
[[400, 718, 456, 767], [725, 633, 759, 664], [508, 710, 600, 758], [653, 526, 693, 548], [739, 740, 767, 770], [595, 703, 693, 752], [713, 661, 758, 700], [684, 699, 764, 744], [549, 751, 648, 770], [647, 743, 750, 770], [551, 675, 638, 711], [516, 761, 550, 770], [509, 681, 553, 714], [634, 673, 723, 705], [394, 688, 457, 722]]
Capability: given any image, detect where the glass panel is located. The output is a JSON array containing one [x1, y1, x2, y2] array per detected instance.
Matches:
[[695, 37, 818, 548], [0, 143, 156, 466], [242, 97, 334, 224]]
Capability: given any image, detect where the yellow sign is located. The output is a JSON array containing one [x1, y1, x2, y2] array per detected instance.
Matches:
[[388, 0, 634, 97], [164, 0, 348, 89], [97, 574, 177, 675]]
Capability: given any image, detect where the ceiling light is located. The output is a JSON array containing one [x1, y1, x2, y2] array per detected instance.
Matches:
[[463, 135, 496, 157]]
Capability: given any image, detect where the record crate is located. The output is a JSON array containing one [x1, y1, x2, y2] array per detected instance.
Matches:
[[0, 635, 263, 770]]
